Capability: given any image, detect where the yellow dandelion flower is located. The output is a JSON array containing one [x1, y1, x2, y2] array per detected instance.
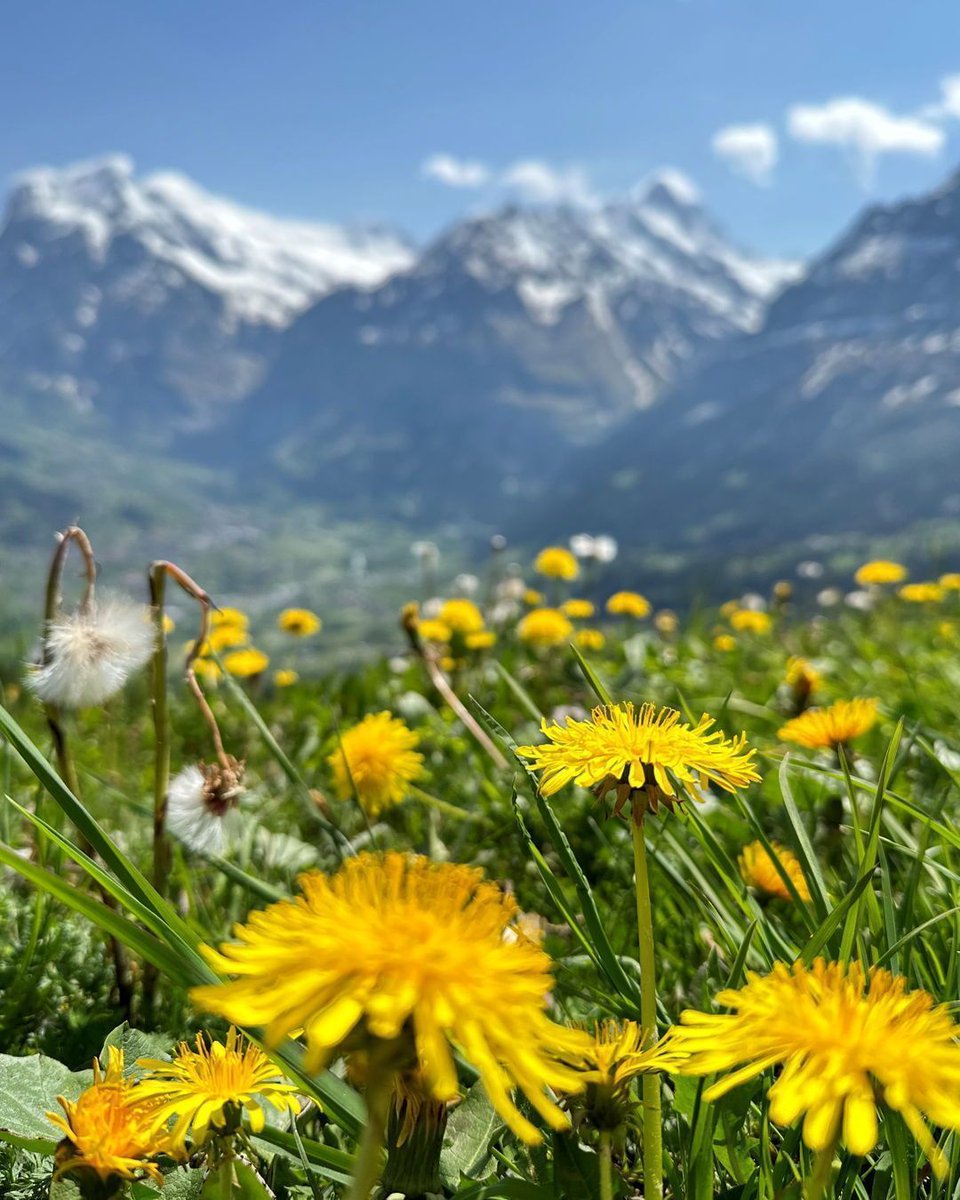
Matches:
[[939, 620, 956, 639], [654, 609, 679, 635], [438, 598, 485, 635], [574, 628, 606, 651], [416, 618, 452, 644], [899, 582, 944, 603], [606, 591, 651, 619], [719, 600, 740, 617], [211, 607, 249, 631], [652, 959, 960, 1174], [517, 701, 759, 819], [518, 607, 574, 648], [730, 609, 772, 634], [274, 669, 299, 688], [162, 614, 175, 635], [785, 656, 821, 696], [939, 573, 960, 591], [137, 1027, 301, 1149], [738, 841, 810, 901], [523, 588, 544, 606], [534, 546, 579, 581], [193, 658, 222, 685], [778, 698, 878, 750], [713, 634, 736, 652], [207, 624, 248, 653], [466, 629, 497, 650], [773, 580, 793, 602], [47, 1047, 168, 1186], [278, 607, 322, 637], [854, 560, 907, 587], [223, 648, 269, 678], [576, 1020, 669, 1132], [328, 712, 424, 817], [191, 853, 590, 1144], [562, 599, 595, 619]]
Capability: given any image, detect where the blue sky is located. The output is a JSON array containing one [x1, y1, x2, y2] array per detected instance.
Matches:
[[3, 0, 960, 259]]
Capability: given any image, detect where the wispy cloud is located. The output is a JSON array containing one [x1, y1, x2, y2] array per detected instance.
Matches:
[[500, 160, 596, 205], [421, 153, 596, 205], [920, 74, 960, 121], [711, 123, 778, 186], [787, 97, 944, 185], [421, 154, 490, 188]]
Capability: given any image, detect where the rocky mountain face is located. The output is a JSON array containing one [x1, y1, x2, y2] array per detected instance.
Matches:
[[532, 169, 960, 555], [226, 171, 796, 518], [0, 155, 414, 433]]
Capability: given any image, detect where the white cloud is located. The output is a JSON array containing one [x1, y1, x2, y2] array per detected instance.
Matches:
[[421, 154, 490, 188], [711, 123, 778, 186], [500, 160, 597, 206], [787, 97, 944, 184], [921, 74, 960, 120]]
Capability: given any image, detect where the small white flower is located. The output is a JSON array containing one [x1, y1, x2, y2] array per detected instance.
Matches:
[[454, 573, 480, 596], [592, 535, 619, 564], [569, 533, 596, 558], [797, 560, 824, 579], [845, 589, 876, 611], [495, 576, 526, 602], [167, 760, 244, 855], [817, 587, 842, 607], [739, 592, 768, 611], [26, 596, 153, 709]]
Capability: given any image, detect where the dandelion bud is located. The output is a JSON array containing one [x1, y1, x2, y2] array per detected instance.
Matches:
[[167, 758, 244, 855], [27, 596, 153, 709]]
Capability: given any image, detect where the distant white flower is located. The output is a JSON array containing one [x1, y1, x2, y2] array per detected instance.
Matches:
[[421, 596, 443, 618], [496, 577, 527, 602], [934, 740, 960, 772], [739, 592, 767, 611], [797, 560, 825, 579], [26, 596, 153, 709], [817, 587, 843, 607], [845, 589, 876, 611], [454, 573, 480, 596], [593, 535, 619, 564], [411, 541, 440, 566], [166, 760, 244, 855], [569, 533, 596, 558], [489, 600, 520, 624]]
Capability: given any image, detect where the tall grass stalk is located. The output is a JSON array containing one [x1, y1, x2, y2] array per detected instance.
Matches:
[[632, 815, 663, 1200]]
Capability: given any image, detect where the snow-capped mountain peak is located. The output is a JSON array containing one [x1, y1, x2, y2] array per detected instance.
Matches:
[[4, 154, 415, 327]]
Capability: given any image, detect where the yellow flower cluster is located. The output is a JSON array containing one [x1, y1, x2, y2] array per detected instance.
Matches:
[[328, 711, 425, 817], [518, 606, 574, 648], [534, 546, 579, 580], [49, 1033, 297, 1186], [729, 609, 772, 634], [517, 701, 759, 816], [738, 840, 810, 901], [854, 559, 907, 586], [192, 853, 590, 1143], [653, 960, 960, 1174], [606, 591, 651, 619], [778, 698, 879, 750]]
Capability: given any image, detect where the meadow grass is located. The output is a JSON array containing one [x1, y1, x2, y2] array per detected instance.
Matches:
[[0, 543, 959, 1199]]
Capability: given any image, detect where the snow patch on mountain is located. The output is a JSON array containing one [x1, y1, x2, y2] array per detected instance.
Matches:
[[5, 155, 415, 327]]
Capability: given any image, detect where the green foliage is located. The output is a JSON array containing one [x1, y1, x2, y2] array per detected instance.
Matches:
[[1, 570, 960, 1196]]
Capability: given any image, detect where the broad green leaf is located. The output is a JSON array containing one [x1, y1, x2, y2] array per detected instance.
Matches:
[[101, 1024, 175, 1079], [441, 1082, 505, 1189], [0, 1053, 92, 1153]]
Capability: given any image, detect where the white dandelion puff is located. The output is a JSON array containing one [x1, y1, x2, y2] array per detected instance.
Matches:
[[26, 595, 154, 709], [166, 760, 244, 855]]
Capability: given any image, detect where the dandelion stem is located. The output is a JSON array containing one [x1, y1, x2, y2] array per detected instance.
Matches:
[[598, 1130, 614, 1200], [148, 565, 171, 900], [806, 1136, 838, 1200], [631, 815, 663, 1200], [346, 1058, 394, 1200], [40, 526, 131, 1019]]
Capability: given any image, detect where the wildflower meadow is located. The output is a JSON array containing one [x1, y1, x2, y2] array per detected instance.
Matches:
[[2, 524, 960, 1199]]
